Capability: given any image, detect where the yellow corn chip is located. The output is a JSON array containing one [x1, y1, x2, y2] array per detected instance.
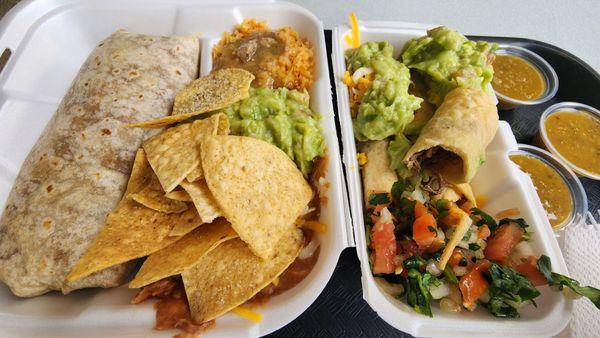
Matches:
[[201, 136, 312, 259], [173, 68, 254, 115], [125, 114, 195, 129], [67, 200, 202, 282], [168, 203, 204, 237], [129, 219, 238, 288], [165, 189, 193, 202], [185, 113, 231, 182], [124, 149, 153, 196], [129, 169, 188, 213], [143, 114, 223, 193], [180, 179, 222, 224], [182, 228, 303, 323], [126, 69, 253, 129]]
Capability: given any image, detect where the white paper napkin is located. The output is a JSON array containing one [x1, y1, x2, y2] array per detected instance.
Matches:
[[563, 220, 600, 337]]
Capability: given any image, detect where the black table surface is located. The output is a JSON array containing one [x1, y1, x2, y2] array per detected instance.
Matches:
[[266, 30, 600, 337]]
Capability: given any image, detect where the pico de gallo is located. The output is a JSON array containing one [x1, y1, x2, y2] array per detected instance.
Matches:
[[366, 179, 600, 318]]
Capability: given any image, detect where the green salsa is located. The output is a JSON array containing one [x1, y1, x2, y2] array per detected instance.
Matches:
[[219, 87, 325, 176], [401, 26, 497, 105], [346, 41, 423, 141]]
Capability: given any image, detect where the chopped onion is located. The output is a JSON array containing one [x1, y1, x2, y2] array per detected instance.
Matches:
[[299, 236, 320, 260], [429, 281, 451, 299], [448, 284, 462, 304], [453, 266, 468, 277], [374, 277, 404, 297], [479, 289, 490, 303], [426, 260, 443, 276], [440, 297, 462, 313], [351, 67, 373, 82]]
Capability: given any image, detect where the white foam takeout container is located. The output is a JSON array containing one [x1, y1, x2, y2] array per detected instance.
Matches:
[[332, 21, 572, 337], [0, 1, 574, 337], [0, 1, 351, 337]]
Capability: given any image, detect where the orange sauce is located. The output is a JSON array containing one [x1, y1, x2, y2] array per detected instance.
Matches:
[[544, 110, 600, 175], [492, 54, 545, 101], [510, 154, 572, 228]]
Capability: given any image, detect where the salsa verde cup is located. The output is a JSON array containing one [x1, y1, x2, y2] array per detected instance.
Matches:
[[537, 102, 600, 180], [510, 144, 588, 230], [493, 45, 558, 110]]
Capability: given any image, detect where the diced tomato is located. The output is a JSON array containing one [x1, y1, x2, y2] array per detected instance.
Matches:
[[478, 224, 491, 240], [413, 213, 438, 248], [374, 204, 387, 213], [441, 206, 464, 227], [371, 210, 397, 274], [414, 202, 429, 218], [400, 239, 424, 256], [515, 256, 548, 286], [495, 207, 521, 219], [459, 201, 474, 214], [484, 222, 525, 262], [459, 260, 490, 310], [448, 249, 466, 267], [370, 214, 379, 226]]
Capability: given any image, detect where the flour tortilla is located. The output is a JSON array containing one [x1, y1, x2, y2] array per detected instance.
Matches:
[[0, 30, 200, 297], [404, 88, 498, 184]]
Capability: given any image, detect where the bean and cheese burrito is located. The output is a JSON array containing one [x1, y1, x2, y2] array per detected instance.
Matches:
[[0, 30, 200, 297], [403, 87, 498, 184]]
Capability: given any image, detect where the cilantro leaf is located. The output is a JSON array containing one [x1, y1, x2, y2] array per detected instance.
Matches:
[[406, 269, 433, 317], [369, 193, 390, 206], [444, 265, 459, 284], [537, 255, 600, 309], [471, 208, 498, 233]]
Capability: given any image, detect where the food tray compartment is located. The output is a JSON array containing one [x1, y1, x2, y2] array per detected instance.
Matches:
[[332, 21, 571, 337], [0, 1, 348, 337]]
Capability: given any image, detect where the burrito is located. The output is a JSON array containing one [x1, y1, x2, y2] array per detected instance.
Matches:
[[403, 88, 498, 184], [0, 30, 199, 297]]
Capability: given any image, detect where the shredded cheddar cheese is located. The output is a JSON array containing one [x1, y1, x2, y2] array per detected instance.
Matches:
[[357, 152, 368, 166], [272, 277, 280, 286], [344, 34, 354, 46], [232, 306, 263, 323], [302, 220, 328, 234], [349, 12, 360, 48]]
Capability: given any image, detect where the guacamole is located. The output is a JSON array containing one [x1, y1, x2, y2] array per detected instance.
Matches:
[[218, 87, 325, 176], [346, 41, 423, 141], [387, 134, 412, 178], [401, 26, 497, 105]]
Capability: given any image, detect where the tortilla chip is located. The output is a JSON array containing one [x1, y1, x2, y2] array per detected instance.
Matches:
[[126, 69, 253, 129], [129, 169, 188, 213], [185, 114, 231, 182], [129, 219, 238, 288], [201, 136, 312, 259], [124, 149, 154, 196], [165, 189, 193, 202], [67, 200, 202, 282], [182, 228, 303, 323], [173, 68, 254, 115], [168, 203, 204, 237], [125, 114, 195, 129], [360, 140, 398, 206], [143, 114, 223, 193], [179, 180, 222, 224]]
